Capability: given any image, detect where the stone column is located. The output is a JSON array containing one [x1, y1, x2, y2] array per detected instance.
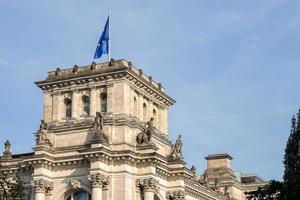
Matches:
[[32, 179, 53, 200], [136, 178, 159, 200], [90, 88, 97, 116], [89, 173, 110, 200]]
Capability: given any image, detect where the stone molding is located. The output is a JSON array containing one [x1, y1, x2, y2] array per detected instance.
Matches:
[[136, 178, 159, 193], [89, 173, 110, 189], [32, 179, 53, 194], [35, 61, 175, 107], [166, 190, 185, 200]]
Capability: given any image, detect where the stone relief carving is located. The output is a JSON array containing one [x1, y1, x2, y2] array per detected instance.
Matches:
[[32, 179, 53, 194], [166, 190, 185, 200], [169, 135, 183, 160], [70, 179, 81, 190], [2, 140, 12, 159], [89, 173, 110, 189], [93, 112, 108, 143], [137, 118, 155, 145], [36, 120, 52, 148], [136, 178, 159, 194]]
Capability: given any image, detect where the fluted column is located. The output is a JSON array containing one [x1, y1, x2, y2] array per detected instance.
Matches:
[[136, 178, 159, 200], [32, 179, 53, 200], [89, 173, 110, 200]]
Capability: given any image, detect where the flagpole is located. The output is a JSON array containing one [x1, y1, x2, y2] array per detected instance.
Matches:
[[108, 10, 111, 62]]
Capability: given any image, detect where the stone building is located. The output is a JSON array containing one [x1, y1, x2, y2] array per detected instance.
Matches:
[[0, 59, 266, 200]]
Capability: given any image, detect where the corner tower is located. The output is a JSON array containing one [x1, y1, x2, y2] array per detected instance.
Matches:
[[35, 59, 175, 151]]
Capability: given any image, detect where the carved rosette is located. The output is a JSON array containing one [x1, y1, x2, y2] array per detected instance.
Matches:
[[136, 178, 159, 193], [89, 173, 110, 189], [166, 191, 185, 200], [32, 179, 53, 194]]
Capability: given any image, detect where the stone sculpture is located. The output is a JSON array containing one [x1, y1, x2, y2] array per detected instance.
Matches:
[[2, 140, 12, 159], [137, 118, 155, 145], [93, 112, 108, 143], [170, 135, 183, 160], [36, 120, 52, 148]]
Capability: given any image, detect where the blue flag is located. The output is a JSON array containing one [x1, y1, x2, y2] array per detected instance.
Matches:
[[94, 16, 109, 59]]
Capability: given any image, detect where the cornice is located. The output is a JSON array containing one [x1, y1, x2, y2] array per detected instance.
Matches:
[[35, 63, 175, 107]]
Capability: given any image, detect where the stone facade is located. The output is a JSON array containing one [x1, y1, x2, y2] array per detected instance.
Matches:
[[0, 59, 266, 200]]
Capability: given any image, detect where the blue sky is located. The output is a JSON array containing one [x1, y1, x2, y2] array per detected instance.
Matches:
[[1, 0, 300, 181]]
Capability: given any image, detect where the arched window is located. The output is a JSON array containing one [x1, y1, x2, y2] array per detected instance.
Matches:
[[143, 103, 147, 122], [65, 98, 72, 118], [66, 191, 91, 200], [133, 97, 138, 117], [82, 95, 90, 116], [100, 93, 107, 113]]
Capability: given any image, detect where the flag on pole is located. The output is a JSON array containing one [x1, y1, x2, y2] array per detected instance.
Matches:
[[94, 16, 110, 59]]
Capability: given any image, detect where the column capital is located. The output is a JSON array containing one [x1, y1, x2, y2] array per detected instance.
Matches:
[[166, 190, 185, 200], [32, 179, 53, 194], [89, 173, 110, 188], [136, 178, 159, 193]]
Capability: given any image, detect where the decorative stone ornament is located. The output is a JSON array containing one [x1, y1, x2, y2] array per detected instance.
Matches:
[[108, 58, 115, 66], [89, 173, 110, 188], [73, 65, 79, 73], [166, 191, 186, 200], [32, 179, 53, 194], [191, 165, 196, 174], [36, 120, 52, 148], [90, 61, 96, 70], [70, 179, 81, 189], [92, 112, 108, 143], [55, 68, 61, 76], [136, 178, 159, 194], [137, 118, 155, 145], [2, 139, 12, 160], [169, 135, 183, 161]]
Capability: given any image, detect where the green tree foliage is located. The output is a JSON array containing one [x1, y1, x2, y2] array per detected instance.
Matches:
[[245, 180, 283, 200], [283, 113, 300, 199], [0, 166, 29, 200], [246, 110, 300, 200]]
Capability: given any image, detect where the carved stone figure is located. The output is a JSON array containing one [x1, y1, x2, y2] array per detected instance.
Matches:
[[224, 186, 230, 197], [170, 135, 183, 160], [36, 120, 52, 148], [146, 117, 155, 137], [137, 129, 149, 144], [2, 140, 12, 159], [214, 178, 219, 191], [191, 165, 196, 174], [136, 118, 155, 145], [93, 112, 108, 143]]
